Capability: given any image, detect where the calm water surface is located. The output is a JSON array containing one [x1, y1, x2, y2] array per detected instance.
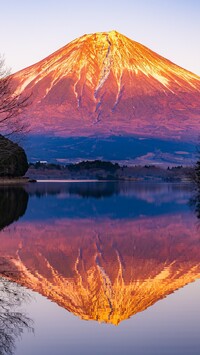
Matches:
[[0, 182, 200, 355]]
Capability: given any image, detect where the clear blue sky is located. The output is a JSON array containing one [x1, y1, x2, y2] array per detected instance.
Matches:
[[1, 0, 200, 75]]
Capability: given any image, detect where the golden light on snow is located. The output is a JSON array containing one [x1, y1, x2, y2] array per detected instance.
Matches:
[[11, 31, 200, 140]]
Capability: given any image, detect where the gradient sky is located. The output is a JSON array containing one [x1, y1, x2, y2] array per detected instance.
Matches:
[[1, 0, 200, 75]]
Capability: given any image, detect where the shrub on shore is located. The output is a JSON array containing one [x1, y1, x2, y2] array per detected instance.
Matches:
[[0, 135, 28, 177]]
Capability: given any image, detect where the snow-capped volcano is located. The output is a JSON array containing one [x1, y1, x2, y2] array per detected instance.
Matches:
[[9, 31, 200, 163], [12, 31, 200, 139]]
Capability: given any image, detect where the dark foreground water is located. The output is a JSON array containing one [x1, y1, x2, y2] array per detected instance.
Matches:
[[0, 181, 200, 355]]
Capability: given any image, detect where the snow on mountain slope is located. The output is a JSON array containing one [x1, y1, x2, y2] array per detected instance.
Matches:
[[11, 31, 200, 141]]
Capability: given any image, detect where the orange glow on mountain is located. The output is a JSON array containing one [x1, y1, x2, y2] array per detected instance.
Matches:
[[11, 31, 200, 140], [0, 213, 200, 325]]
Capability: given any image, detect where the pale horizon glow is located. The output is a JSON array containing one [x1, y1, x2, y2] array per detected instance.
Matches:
[[1, 0, 200, 76]]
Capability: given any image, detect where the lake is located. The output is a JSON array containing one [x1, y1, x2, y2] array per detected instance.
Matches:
[[0, 181, 200, 355]]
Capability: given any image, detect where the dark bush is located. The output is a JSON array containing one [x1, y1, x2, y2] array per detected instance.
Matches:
[[0, 135, 28, 177]]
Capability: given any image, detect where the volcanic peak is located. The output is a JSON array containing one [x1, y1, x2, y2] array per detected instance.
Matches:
[[14, 30, 200, 97], [11, 30, 200, 144]]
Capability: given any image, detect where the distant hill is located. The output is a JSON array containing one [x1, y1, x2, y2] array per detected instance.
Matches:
[[24, 135, 196, 166]]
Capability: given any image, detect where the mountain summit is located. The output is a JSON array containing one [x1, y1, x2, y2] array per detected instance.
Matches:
[[11, 31, 200, 163]]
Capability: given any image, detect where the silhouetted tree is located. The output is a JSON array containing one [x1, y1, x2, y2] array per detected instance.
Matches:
[[0, 135, 28, 177], [0, 56, 29, 136], [0, 57, 30, 177], [194, 159, 200, 186], [190, 146, 200, 220], [0, 277, 33, 355]]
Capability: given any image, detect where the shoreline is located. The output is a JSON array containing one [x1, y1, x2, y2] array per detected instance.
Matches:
[[0, 177, 30, 185], [0, 177, 193, 185]]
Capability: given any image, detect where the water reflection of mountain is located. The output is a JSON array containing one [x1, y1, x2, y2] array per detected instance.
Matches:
[[1, 183, 199, 326], [0, 187, 29, 230], [0, 212, 200, 325]]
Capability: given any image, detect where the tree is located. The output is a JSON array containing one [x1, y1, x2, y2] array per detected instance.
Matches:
[[190, 145, 200, 220], [0, 56, 29, 136], [0, 57, 30, 177], [0, 277, 33, 355], [195, 159, 200, 186], [0, 135, 29, 177], [193, 140, 200, 187]]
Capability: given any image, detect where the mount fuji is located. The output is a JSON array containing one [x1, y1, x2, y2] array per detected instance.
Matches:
[[11, 31, 200, 164]]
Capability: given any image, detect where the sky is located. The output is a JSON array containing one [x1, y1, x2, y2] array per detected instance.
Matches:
[[1, 0, 200, 75]]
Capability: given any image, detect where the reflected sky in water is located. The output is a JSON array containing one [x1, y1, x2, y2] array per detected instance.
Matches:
[[0, 182, 200, 355]]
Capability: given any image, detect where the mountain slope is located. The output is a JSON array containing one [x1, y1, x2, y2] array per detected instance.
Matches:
[[12, 31, 200, 142]]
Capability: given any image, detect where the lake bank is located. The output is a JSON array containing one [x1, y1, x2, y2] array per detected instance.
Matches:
[[0, 177, 30, 185]]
